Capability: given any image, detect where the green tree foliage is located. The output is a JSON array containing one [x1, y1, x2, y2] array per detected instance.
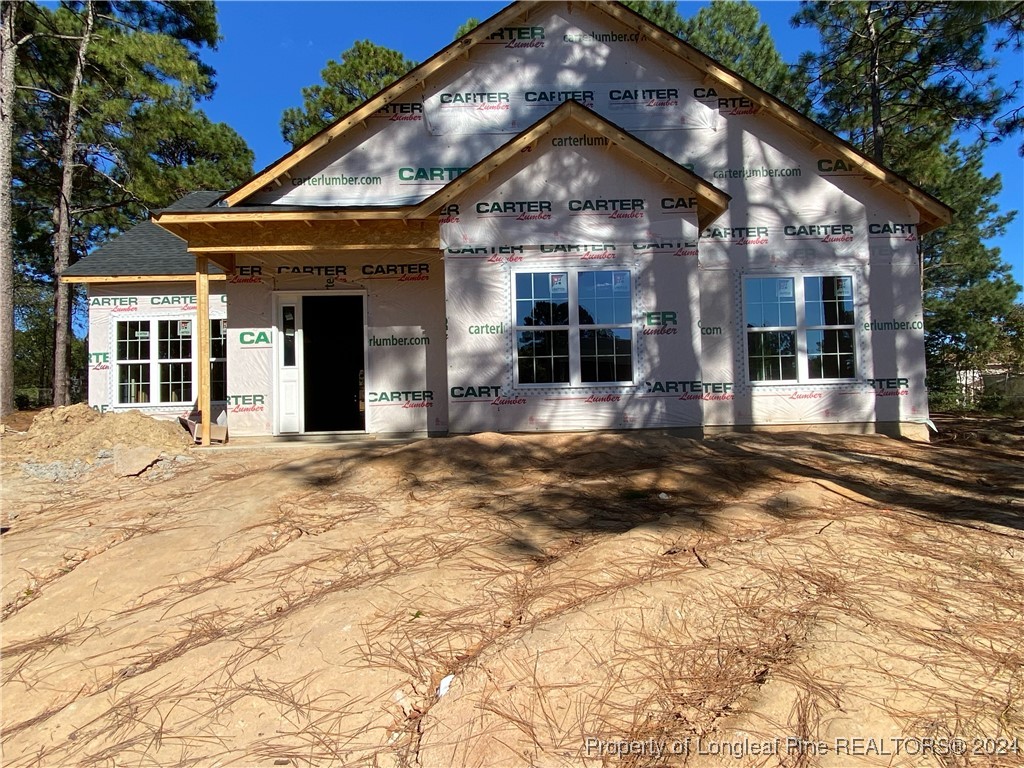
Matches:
[[11, 1, 254, 405], [11, 262, 86, 407], [0, 0, 27, 416], [13, 271, 55, 405], [922, 141, 1020, 394], [620, 1, 685, 36], [622, 0, 805, 108], [679, 0, 809, 109], [454, 18, 480, 40], [281, 41, 416, 147], [794, 1, 1017, 164], [794, 1, 1021, 410], [17, 2, 253, 234], [995, 303, 1024, 374], [990, 3, 1024, 154]]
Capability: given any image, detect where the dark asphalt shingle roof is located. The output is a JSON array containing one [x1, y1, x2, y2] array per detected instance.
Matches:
[[161, 190, 225, 212], [64, 192, 225, 277]]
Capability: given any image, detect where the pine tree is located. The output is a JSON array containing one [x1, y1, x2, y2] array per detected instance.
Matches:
[[12, 1, 254, 406], [795, 1, 1014, 164], [621, 1, 685, 35], [454, 18, 480, 40], [920, 140, 1019, 405], [0, 1, 31, 416], [281, 41, 416, 147], [795, 2, 1021, 409], [679, 0, 809, 109]]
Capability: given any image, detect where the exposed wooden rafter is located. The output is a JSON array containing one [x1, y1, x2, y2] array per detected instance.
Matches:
[[62, 273, 228, 284]]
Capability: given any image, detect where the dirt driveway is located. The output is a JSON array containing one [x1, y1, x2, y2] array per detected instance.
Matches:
[[2, 407, 1022, 767]]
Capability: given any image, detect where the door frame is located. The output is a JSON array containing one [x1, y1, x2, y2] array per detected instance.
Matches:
[[272, 290, 368, 435]]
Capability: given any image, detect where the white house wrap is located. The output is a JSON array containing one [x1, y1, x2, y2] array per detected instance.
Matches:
[[69, 1, 948, 441]]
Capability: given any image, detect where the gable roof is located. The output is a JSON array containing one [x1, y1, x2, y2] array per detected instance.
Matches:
[[63, 192, 226, 280], [412, 99, 730, 231], [153, 101, 729, 239], [220, 0, 951, 232]]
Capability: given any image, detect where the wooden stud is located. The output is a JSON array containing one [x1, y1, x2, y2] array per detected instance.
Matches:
[[195, 256, 212, 447], [60, 273, 227, 284], [156, 208, 414, 224]]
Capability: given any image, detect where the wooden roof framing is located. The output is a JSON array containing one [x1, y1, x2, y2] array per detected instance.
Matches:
[[62, 273, 227, 284], [152, 98, 730, 258], [150, 215, 438, 274]]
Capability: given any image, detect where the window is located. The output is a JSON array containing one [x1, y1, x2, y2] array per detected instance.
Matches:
[[115, 319, 226, 405], [515, 272, 570, 384], [744, 275, 856, 383], [210, 319, 227, 402], [514, 269, 633, 386], [117, 320, 151, 403], [158, 320, 193, 403]]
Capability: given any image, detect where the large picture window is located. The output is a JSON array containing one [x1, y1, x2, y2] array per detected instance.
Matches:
[[514, 269, 634, 386], [116, 319, 227, 405], [744, 275, 856, 383]]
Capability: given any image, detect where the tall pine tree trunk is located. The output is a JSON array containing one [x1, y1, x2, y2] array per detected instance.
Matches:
[[51, 1, 92, 407], [866, 3, 885, 164], [0, 3, 21, 417]]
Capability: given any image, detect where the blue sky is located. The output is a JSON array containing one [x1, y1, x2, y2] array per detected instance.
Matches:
[[201, 1, 1022, 295]]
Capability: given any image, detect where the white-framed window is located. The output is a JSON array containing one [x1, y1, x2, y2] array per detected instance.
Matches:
[[115, 319, 227, 405], [116, 320, 152, 404], [513, 269, 634, 386], [157, 319, 193, 403], [744, 275, 856, 383]]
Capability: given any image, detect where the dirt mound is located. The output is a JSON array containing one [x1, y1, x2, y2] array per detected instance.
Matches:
[[3, 404, 193, 462]]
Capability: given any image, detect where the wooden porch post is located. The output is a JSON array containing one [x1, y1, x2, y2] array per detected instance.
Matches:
[[195, 255, 211, 446]]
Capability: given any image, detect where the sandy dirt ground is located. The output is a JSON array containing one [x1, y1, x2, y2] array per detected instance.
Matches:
[[1, 406, 1022, 768]]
